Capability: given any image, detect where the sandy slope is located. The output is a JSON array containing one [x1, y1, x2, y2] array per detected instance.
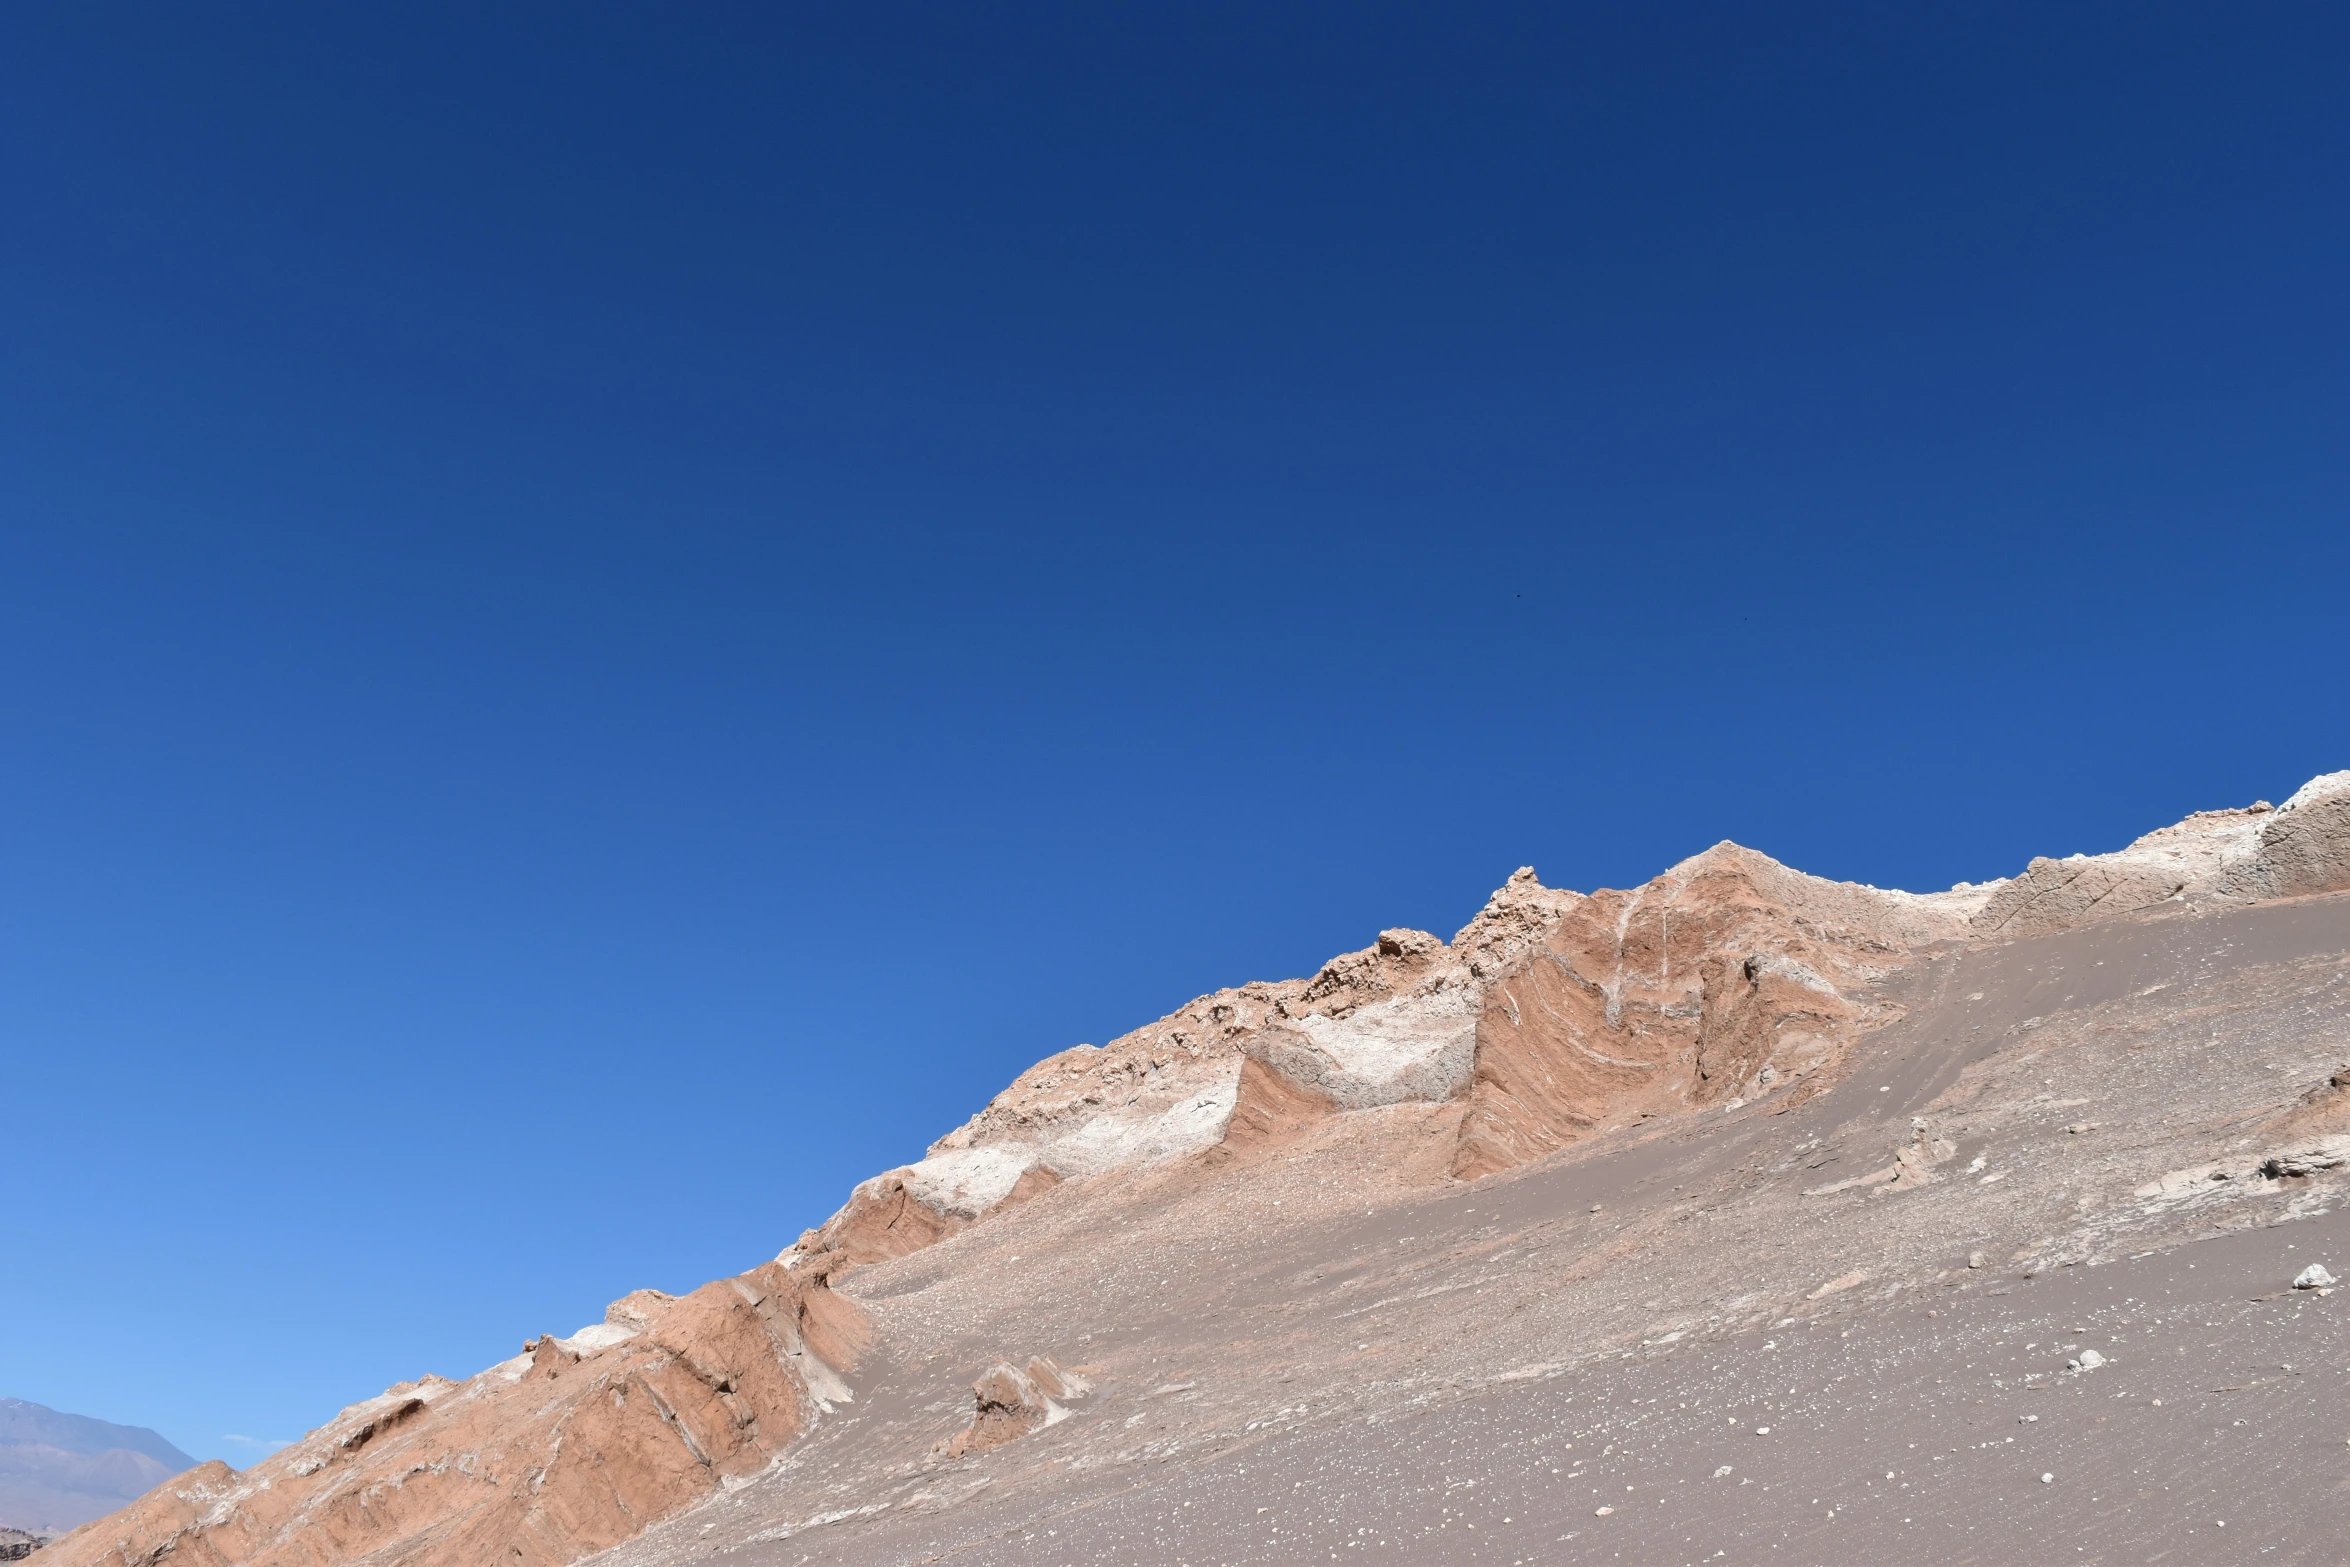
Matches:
[[598, 889, 2350, 1566]]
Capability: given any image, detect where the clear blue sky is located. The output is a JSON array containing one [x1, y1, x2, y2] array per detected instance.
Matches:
[[3, 3, 2344, 1462]]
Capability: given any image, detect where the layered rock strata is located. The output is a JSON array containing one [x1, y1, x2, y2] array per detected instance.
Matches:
[[796, 842, 1994, 1256], [1970, 770, 2350, 939], [49, 1265, 866, 1567]]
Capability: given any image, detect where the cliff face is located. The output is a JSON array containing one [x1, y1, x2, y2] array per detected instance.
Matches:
[[47, 772, 2350, 1567]]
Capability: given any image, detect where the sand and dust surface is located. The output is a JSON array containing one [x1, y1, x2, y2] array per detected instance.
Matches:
[[592, 892, 2350, 1566]]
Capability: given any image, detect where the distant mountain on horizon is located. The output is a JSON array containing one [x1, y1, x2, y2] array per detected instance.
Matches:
[[0, 1397, 196, 1534]]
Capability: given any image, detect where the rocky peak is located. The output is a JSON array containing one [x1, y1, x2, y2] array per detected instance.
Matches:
[[1451, 866, 1585, 979]]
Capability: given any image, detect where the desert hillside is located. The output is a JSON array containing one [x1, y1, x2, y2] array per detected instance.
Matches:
[[50, 772, 2350, 1565]]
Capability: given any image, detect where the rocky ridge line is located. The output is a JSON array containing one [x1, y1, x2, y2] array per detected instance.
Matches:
[[45, 770, 2350, 1567], [790, 771, 2348, 1271], [48, 1263, 868, 1567]]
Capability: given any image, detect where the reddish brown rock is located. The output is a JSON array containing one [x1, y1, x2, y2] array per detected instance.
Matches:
[[1449, 844, 1976, 1176], [1212, 1055, 1338, 1160], [792, 1169, 974, 1274], [43, 1265, 866, 1567], [936, 1357, 1091, 1460]]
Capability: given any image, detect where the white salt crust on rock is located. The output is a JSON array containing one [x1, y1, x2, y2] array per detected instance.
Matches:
[[817, 772, 2350, 1238], [1276, 989, 1482, 1107]]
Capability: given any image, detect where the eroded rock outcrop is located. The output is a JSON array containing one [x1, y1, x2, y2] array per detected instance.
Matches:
[[45, 1265, 867, 1567], [795, 843, 1998, 1244], [794, 776, 2348, 1258], [1448, 845, 1983, 1176], [789, 925, 1497, 1275], [1972, 771, 2350, 940], [936, 1357, 1091, 1459], [2230, 770, 2350, 899]]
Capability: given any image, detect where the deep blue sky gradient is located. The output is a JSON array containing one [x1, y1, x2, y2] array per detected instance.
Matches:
[[3, 3, 2345, 1460]]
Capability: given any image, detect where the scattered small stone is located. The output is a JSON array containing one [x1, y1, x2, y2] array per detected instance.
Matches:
[[2068, 1349, 2107, 1372], [2041, 1473, 2055, 1484], [1967, 1251, 1987, 1269], [1754, 1426, 1771, 1435], [2292, 1264, 2336, 1289], [1594, 1505, 1614, 1516], [1712, 1465, 1733, 1478], [2019, 1415, 2038, 1424]]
